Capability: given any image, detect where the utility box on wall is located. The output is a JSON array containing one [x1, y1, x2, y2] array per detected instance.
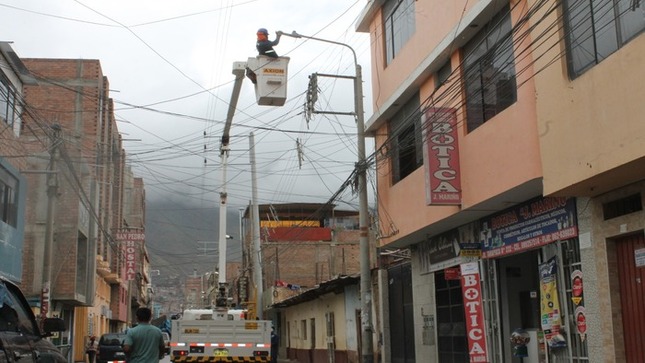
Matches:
[[247, 56, 289, 106]]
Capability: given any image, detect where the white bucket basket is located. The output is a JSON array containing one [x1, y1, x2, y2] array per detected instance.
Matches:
[[247, 56, 290, 106]]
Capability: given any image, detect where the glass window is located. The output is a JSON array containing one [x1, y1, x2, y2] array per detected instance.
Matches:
[[463, 6, 517, 132], [0, 282, 37, 335], [383, 0, 416, 65], [0, 166, 18, 228], [0, 76, 17, 127], [564, 0, 645, 78], [389, 93, 422, 184]]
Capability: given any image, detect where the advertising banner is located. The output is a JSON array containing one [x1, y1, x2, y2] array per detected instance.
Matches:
[[460, 262, 488, 363], [116, 230, 145, 281], [419, 222, 481, 273], [481, 197, 578, 258], [423, 107, 461, 205], [539, 257, 566, 348]]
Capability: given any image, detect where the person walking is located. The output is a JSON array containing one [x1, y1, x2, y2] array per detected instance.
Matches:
[[270, 327, 279, 363], [85, 336, 97, 363], [123, 308, 165, 363], [256, 28, 282, 58]]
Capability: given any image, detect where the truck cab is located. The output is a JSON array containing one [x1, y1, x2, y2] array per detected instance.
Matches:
[[0, 277, 66, 363]]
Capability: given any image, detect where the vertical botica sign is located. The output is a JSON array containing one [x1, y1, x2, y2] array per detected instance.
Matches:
[[460, 262, 488, 363], [423, 107, 461, 205], [116, 230, 146, 281]]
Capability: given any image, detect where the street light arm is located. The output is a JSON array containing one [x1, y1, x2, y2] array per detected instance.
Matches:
[[279, 31, 358, 67]]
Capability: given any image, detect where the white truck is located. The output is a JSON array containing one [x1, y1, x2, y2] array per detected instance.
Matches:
[[170, 56, 287, 363], [169, 309, 272, 363]]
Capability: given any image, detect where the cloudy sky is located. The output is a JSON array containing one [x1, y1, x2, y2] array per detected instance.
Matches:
[[2, 0, 374, 213]]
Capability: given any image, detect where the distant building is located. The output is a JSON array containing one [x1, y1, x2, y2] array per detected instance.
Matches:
[[14, 57, 146, 361]]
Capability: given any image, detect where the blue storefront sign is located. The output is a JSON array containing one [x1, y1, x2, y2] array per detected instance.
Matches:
[[481, 197, 578, 258]]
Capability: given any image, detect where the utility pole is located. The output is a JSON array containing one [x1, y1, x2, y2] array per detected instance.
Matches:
[[250, 132, 263, 319], [42, 124, 61, 320], [281, 31, 373, 363]]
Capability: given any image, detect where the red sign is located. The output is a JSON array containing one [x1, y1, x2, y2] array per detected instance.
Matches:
[[445, 267, 461, 280], [461, 263, 488, 363], [424, 108, 461, 205]]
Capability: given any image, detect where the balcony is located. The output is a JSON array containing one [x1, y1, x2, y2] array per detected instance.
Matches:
[[96, 256, 111, 278]]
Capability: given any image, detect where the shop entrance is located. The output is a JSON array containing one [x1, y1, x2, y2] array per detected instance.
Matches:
[[498, 250, 540, 363], [616, 233, 645, 362]]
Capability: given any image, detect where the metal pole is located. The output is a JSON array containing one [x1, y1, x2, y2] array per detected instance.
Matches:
[[279, 31, 373, 363], [250, 132, 263, 319]]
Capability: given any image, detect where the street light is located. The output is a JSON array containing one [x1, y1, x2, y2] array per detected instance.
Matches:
[[281, 31, 373, 363]]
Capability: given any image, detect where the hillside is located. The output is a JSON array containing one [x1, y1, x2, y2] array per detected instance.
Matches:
[[144, 198, 243, 284]]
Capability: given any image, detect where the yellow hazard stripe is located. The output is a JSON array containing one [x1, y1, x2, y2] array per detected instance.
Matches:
[[171, 357, 270, 363]]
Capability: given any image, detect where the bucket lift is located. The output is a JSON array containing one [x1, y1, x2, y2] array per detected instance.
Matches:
[[215, 56, 289, 313]]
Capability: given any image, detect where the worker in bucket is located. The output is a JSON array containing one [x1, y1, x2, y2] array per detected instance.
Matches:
[[256, 28, 282, 58]]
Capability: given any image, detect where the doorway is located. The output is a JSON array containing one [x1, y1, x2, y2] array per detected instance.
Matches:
[[498, 250, 540, 363], [616, 233, 645, 362]]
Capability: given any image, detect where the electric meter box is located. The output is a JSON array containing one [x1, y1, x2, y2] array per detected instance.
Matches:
[[247, 56, 290, 106]]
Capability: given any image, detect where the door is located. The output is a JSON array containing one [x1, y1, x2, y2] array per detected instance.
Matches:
[[616, 233, 645, 362], [434, 270, 468, 363], [388, 263, 415, 363]]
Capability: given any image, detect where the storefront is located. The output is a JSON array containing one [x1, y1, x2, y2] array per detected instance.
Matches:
[[418, 196, 590, 362], [479, 196, 588, 363]]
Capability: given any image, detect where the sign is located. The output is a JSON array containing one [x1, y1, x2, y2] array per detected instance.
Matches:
[[571, 269, 583, 306], [419, 222, 481, 274], [460, 262, 488, 363], [575, 306, 587, 341], [116, 230, 145, 281], [539, 257, 566, 348], [635, 248, 645, 268], [423, 108, 461, 205], [481, 197, 578, 258], [40, 284, 50, 321], [444, 267, 461, 280]]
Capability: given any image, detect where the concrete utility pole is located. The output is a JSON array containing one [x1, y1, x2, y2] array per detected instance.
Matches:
[[281, 31, 373, 363], [250, 132, 263, 319], [42, 124, 62, 320]]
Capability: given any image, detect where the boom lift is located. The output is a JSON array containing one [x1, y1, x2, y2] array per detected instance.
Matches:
[[170, 55, 289, 363]]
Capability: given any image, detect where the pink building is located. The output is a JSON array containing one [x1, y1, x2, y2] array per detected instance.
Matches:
[[357, 1, 644, 362]]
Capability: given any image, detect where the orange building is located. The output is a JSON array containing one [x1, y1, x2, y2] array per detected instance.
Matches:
[[357, 0, 644, 362]]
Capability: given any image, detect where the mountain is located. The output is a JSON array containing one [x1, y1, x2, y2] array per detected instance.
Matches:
[[144, 198, 243, 284]]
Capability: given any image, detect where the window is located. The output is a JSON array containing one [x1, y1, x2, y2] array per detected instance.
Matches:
[[435, 60, 452, 90], [384, 0, 416, 65], [0, 281, 37, 335], [0, 166, 18, 228], [301, 320, 307, 339], [0, 76, 17, 127], [390, 93, 422, 184], [564, 0, 645, 78], [463, 6, 517, 132]]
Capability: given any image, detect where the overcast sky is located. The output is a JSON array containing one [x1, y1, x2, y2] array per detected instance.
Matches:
[[2, 0, 374, 214]]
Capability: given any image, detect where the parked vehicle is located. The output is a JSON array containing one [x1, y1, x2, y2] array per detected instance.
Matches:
[[162, 332, 170, 354], [96, 333, 127, 363], [0, 276, 67, 363]]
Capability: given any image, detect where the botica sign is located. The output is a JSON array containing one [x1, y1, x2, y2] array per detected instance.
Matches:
[[424, 107, 461, 205]]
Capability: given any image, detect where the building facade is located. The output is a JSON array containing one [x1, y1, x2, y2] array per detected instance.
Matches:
[[12, 57, 148, 361], [0, 42, 33, 285], [357, 0, 644, 362]]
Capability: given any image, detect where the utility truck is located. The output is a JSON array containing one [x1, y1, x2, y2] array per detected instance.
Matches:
[[169, 55, 288, 363]]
